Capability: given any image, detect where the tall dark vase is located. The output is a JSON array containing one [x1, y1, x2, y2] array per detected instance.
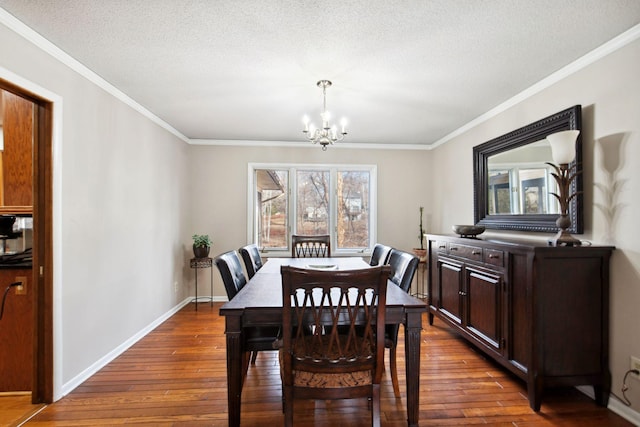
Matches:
[[193, 245, 210, 259]]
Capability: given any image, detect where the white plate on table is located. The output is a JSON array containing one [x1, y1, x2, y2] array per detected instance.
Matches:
[[305, 264, 338, 270]]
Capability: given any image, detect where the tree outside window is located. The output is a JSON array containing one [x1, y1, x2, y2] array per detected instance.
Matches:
[[250, 164, 375, 254]]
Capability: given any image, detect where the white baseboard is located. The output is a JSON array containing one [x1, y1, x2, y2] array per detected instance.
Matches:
[[576, 385, 640, 426], [189, 295, 228, 303], [60, 297, 192, 397], [188, 295, 229, 304]]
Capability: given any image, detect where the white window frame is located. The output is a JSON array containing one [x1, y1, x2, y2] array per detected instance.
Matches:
[[247, 163, 377, 257]]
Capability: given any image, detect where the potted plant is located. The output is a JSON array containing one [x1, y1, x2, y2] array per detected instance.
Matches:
[[192, 234, 212, 258], [413, 207, 427, 261]]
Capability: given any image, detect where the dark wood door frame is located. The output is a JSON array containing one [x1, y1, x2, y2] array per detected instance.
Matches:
[[0, 78, 54, 403]]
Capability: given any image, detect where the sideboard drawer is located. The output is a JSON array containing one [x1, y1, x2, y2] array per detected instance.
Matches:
[[484, 249, 505, 267], [435, 241, 448, 253], [448, 243, 483, 262]]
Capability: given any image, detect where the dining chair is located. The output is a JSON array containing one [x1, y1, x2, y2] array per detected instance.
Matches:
[[291, 234, 331, 258], [369, 243, 392, 266], [214, 250, 280, 369], [385, 249, 419, 398], [279, 264, 391, 427], [239, 244, 263, 279]]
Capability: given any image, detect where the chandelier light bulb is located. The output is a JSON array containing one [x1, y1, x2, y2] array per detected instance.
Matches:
[[340, 118, 347, 134]]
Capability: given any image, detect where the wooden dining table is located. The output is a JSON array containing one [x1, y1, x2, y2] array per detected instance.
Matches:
[[219, 257, 427, 426]]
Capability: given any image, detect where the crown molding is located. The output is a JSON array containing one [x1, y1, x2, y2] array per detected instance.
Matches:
[[430, 22, 640, 149], [0, 8, 189, 143], [189, 138, 432, 150]]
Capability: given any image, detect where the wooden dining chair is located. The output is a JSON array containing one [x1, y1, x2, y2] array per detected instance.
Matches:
[[385, 249, 419, 398], [291, 234, 331, 258], [239, 244, 263, 279], [369, 243, 392, 266], [214, 250, 280, 369], [279, 265, 390, 427]]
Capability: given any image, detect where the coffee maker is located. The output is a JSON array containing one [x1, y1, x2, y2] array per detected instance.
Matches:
[[0, 215, 32, 256]]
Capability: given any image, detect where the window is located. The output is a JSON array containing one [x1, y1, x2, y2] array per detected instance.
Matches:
[[248, 164, 376, 256], [488, 165, 558, 215]]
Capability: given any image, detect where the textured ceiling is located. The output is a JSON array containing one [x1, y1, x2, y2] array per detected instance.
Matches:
[[1, 0, 640, 147]]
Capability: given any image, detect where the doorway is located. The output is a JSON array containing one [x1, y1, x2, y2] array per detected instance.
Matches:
[[0, 77, 54, 405]]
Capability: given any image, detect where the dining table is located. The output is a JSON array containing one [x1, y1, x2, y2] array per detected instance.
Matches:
[[219, 257, 427, 426]]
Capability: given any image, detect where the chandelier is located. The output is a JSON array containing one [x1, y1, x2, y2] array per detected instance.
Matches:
[[302, 80, 347, 150]]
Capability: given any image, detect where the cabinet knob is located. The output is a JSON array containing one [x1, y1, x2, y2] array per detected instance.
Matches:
[[489, 254, 499, 259], [438, 245, 446, 249], [450, 247, 458, 251], [458, 291, 467, 296], [472, 250, 481, 255]]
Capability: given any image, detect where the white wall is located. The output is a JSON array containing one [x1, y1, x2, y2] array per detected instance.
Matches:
[[188, 144, 431, 298], [0, 17, 191, 396], [429, 36, 640, 419]]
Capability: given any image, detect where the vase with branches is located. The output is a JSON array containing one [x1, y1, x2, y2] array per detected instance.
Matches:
[[413, 207, 427, 260]]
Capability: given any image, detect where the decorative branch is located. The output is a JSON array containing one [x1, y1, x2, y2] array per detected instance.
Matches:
[[418, 206, 425, 250]]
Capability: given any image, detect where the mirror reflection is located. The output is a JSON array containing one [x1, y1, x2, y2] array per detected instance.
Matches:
[[487, 140, 560, 215]]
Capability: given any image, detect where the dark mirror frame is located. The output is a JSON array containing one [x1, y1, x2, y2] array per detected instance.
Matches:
[[473, 105, 583, 233]]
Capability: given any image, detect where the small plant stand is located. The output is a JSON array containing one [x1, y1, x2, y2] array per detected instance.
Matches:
[[190, 257, 213, 310]]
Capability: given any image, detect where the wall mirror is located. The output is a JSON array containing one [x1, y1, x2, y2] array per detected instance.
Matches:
[[473, 105, 583, 233]]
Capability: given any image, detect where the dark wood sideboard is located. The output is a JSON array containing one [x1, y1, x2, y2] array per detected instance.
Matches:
[[426, 234, 614, 411]]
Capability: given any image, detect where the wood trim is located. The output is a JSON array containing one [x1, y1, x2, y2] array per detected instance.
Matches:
[[0, 79, 54, 404], [32, 98, 53, 403], [0, 206, 32, 215]]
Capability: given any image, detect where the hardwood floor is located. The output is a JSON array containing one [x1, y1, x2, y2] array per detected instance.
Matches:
[[0, 393, 45, 426], [17, 302, 634, 426]]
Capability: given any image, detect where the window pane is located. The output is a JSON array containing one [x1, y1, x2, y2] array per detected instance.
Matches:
[[296, 170, 329, 235], [519, 169, 547, 214], [488, 170, 511, 214], [337, 171, 369, 249], [256, 169, 288, 249]]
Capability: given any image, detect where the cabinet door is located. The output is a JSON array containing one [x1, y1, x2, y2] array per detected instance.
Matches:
[[1, 90, 34, 209], [437, 259, 463, 325], [464, 266, 502, 356]]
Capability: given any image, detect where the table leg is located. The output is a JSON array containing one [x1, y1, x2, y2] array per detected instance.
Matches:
[[404, 310, 423, 426], [225, 316, 243, 427], [210, 266, 214, 307]]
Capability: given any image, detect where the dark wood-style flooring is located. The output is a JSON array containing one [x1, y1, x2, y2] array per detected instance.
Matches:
[[9, 302, 634, 426]]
